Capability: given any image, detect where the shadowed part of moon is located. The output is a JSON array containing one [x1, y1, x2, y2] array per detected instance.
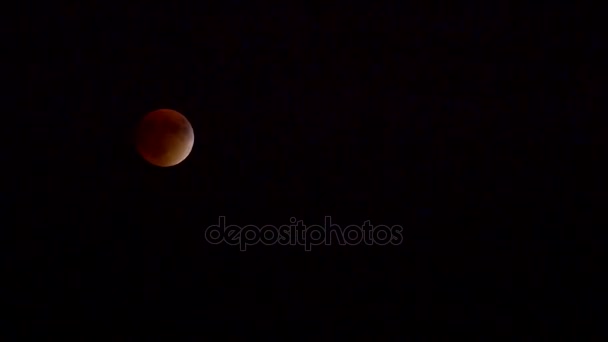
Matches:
[[135, 109, 194, 167]]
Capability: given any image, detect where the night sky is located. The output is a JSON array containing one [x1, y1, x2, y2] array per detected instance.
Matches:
[[7, 3, 603, 334]]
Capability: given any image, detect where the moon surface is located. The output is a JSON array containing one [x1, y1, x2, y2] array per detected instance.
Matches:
[[135, 109, 194, 167]]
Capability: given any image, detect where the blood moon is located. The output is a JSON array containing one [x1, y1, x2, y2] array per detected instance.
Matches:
[[135, 109, 194, 167]]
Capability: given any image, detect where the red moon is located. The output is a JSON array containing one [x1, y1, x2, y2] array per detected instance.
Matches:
[[135, 109, 194, 167]]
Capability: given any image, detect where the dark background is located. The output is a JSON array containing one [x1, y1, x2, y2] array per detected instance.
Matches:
[[4, 2, 604, 334]]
